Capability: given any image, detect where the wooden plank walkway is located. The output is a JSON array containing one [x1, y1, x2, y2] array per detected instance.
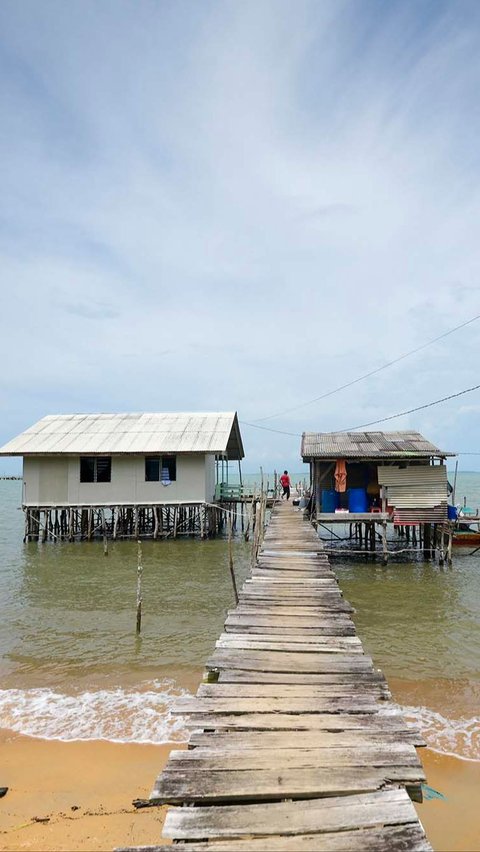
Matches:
[[120, 502, 432, 852]]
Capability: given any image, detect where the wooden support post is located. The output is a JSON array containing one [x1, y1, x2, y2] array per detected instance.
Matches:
[[381, 521, 388, 565], [136, 540, 143, 634], [447, 527, 453, 567], [227, 513, 239, 604], [103, 510, 108, 555], [423, 524, 431, 559], [439, 526, 445, 566]]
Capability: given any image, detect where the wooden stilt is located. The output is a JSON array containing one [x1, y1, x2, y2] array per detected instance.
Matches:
[[447, 527, 453, 567], [439, 526, 445, 566], [136, 540, 143, 634], [381, 521, 388, 565], [227, 513, 239, 605]]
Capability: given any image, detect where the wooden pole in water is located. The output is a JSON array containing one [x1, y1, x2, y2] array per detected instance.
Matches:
[[452, 459, 459, 507], [381, 521, 388, 565], [447, 527, 453, 567], [136, 540, 143, 634], [439, 526, 445, 566], [227, 513, 239, 604]]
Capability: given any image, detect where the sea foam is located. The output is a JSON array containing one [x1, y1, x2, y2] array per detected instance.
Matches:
[[1, 683, 479, 760], [382, 703, 480, 762], [0, 679, 190, 744]]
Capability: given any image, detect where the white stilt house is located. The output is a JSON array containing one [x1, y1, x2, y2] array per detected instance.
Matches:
[[0, 412, 244, 541]]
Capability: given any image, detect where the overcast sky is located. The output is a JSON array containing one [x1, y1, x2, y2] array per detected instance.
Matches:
[[1, 0, 480, 473]]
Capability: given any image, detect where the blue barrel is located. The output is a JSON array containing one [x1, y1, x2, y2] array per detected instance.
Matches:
[[321, 489, 339, 512], [447, 505, 458, 520], [348, 487, 368, 513]]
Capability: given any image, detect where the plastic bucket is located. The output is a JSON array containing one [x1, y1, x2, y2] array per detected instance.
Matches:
[[348, 487, 368, 513], [321, 489, 339, 512], [447, 505, 458, 521]]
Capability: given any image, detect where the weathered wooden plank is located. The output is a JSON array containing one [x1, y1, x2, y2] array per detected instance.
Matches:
[[153, 765, 424, 803], [197, 682, 388, 698], [224, 623, 357, 636], [118, 823, 432, 851], [251, 570, 335, 578], [247, 577, 338, 585], [161, 788, 420, 829], [182, 711, 412, 731], [188, 728, 425, 749], [217, 632, 362, 650], [173, 696, 380, 714], [169, 744, 421, 768], [224, 623, 356, 633], [216, 670, 387, 685], [206, 650, 373, 673], [227, 607, 353, 619], [237, 598, 354, 612], [215, 637, 363, 653]]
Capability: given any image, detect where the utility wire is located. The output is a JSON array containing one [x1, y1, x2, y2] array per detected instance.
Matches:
[[240, 381, 480, 438], [253, 312, 480, 422], [339, 383, 480, 432]]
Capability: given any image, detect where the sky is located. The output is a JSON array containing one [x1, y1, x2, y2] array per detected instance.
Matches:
[[1, 0, 480, 474]]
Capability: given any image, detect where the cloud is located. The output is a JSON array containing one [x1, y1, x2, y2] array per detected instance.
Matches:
[[59, 300, 120, 320], [0, 0, 479, 473]]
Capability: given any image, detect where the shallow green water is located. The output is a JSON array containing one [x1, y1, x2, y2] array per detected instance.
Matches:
[[0, 476, 479, 755]]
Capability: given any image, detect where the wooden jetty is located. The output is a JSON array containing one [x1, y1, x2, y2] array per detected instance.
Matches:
[[120, 502, 431, 852]]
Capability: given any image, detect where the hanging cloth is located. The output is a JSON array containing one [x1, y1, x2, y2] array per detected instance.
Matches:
[[334, 459, 347, 493]]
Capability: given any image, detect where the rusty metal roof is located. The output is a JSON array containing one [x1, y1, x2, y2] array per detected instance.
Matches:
[[301, 430, 454, 459], [0, 412, 244, 459]]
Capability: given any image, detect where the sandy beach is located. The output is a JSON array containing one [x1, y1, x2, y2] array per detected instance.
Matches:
[[1, 731, 480, 851], [0, 732, 174, 851]]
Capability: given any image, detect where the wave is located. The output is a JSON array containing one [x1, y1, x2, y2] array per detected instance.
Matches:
[[382, 703, 480, 762], [1, 682, 479, 760], [0, 679, 191, 744]]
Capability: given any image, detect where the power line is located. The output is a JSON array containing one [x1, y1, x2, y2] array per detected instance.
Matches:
[[253, 312, 480, 422], [338, 383, 480, 431], [241, 381, 480, 438], [240, 420, 301, 437]]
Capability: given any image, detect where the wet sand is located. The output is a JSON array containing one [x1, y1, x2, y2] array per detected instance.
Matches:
[[416, 749, 480, 852], [0, 731, 174, 851], [1, 731, 480, 851]]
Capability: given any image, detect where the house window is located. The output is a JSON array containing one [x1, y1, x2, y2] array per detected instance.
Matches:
[[145, 455, 176, 483], [80, 456, 111, 483]]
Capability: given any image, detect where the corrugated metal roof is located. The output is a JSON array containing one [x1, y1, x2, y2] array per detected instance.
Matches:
[[301, 431, 454, 459], [0, 412, 245, 459]]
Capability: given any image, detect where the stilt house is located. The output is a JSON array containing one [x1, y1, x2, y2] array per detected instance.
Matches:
[[0, 412, 244, 541], [301, 430, 455, 525]]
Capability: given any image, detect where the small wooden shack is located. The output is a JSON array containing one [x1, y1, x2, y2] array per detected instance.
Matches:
[[301, 430, 456, 561], [0, 412, 244, 541]]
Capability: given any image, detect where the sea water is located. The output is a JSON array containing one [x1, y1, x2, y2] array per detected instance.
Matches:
[[0, 476, 479, 760]]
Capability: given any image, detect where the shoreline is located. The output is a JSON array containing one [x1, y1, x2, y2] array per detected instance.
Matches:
[[1, 731, 480, 851]]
